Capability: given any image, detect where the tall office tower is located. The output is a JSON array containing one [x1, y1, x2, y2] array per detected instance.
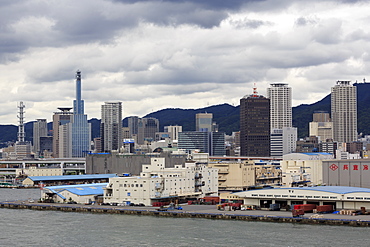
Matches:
[[331, 81, 357, 143], [128, 116, 139, 137], [309, 111, 333, 142], [137, 118, 159, 144], [196, 113, 213, 132], [33, 119, 48, 156], [164, 125, 182, 141], [101, 102, 123, 152], [71, 70, 91, 157], [267, 83, 292, 129], [52, 107, 73, 158], [240, 87, 270, 157]]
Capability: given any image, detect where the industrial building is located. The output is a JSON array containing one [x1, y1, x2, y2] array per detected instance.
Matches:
[[208, 161, 281, 191], [42, 183, 107, 204], [234, 186, 370, 210], [85, 152, 187, 175], [322, 159, 370, 188], [22, 174, 116, 186], [103, 157, 218, 206]]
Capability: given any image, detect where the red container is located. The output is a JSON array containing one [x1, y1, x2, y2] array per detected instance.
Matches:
[[300, 204, 317, 212], [316, 205, 333, 213], [293, 204, 317, 212]]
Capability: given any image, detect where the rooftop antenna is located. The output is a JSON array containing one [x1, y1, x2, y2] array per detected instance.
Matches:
[[252, 83, 258, 97]]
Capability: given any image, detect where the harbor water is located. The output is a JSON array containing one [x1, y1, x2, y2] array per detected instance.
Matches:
[[0, 189, 369, 247]]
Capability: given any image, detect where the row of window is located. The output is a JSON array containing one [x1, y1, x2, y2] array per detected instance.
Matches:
[[251, 194, 338, 199]]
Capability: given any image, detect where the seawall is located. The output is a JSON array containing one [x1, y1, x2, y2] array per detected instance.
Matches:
[[1, 202, 370, 227]]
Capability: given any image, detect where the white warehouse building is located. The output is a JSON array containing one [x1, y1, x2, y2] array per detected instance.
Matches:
[[103, 157, 218, 206]]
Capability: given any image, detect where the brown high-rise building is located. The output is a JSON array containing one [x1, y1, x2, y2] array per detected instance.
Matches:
[[52, 107, 73, 158], [240, 88, 270, 157]]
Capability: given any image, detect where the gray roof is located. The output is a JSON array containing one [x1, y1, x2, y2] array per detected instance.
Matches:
[[28, 174, 116, 182]]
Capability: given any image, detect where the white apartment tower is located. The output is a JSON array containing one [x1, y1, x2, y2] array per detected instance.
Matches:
[[101, 102, 123, 152], [331, 81, 357, 142], [267, 83, 292, 129]]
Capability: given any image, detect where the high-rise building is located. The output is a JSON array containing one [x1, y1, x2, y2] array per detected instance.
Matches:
[[137, 118, 159, 144], [101, 102, 123, 152], [178, 131, 225, 156], [71, 70, 91, 157], [309, 111, 333, 142], [270, 127, 297, 157], [128, 116, 139, 137], [33, 119, 48, 156], [164, 125, 182, 141], [331, 81, 357, 142], [267, 83, 292, 129], [240, 87, 270, 157], [196, 113, 213, 132], [52, 107, 73, 158]]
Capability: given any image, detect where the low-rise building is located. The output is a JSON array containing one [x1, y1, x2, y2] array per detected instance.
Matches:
[[282, 153, 333, 187], [322, 159, 370, 188], [234, 186, 370, 210], [42, 183, 107, 204], [22, 174, 116, 186], [103, 157, 218, 206], [208, 160, 281, 191]]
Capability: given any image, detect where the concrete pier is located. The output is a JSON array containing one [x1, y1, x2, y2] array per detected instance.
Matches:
[[1, 201, 370, 227]]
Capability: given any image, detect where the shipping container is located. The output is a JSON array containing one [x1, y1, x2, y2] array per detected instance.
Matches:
[[293, 204, 317, 212], [316, 205, 333, 213]]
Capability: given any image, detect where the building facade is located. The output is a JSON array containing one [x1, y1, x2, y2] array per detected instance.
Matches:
[[267, 83, 292, 129], [164, 125, 182, 141], [52, 108, 73, 158], [196, 113, 213, 132], [103, 157, 218, 206], [137, 118, 159, 145], [331, 81, 357, 143], [270, 127, 297, 157], [33, 119, 48, 156], [71, 70, 91, 157], [178, 131, 226, 156], [101, 102, 123, 152], [240, 91, 270, 157]]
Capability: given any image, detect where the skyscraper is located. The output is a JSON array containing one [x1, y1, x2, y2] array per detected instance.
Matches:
[[137, 118, 159, 144], [196, 113, 213, 132], [52, 107, 73, 158], [33, 119, 48, 156], [101, 102, 123, 152], [240, 87, 270, 157], [331, 81, 357, 142], [267, 83, 292, 129], [71, 70, 91, 157]]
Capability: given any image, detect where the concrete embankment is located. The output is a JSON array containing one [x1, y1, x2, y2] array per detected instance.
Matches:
[[1, 201, 370, 227]]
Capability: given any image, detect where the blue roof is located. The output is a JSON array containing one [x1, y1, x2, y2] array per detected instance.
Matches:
[[301, 152, 332, 155], [28, 174, 116, 182], [45, 183, 108, 196], [247, 186, 370, 194]]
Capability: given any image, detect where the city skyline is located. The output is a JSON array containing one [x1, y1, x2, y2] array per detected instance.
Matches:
[[1, 1, 370, 124]]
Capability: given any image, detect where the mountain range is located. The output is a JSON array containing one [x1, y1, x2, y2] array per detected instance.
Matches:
[[1, 82, 370, 147]]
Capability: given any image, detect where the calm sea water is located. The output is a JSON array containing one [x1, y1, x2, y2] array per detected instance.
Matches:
[[0, 189, 369, 247]]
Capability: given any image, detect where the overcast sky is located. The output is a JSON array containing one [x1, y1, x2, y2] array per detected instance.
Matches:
[[1, 0, 369, 124]]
